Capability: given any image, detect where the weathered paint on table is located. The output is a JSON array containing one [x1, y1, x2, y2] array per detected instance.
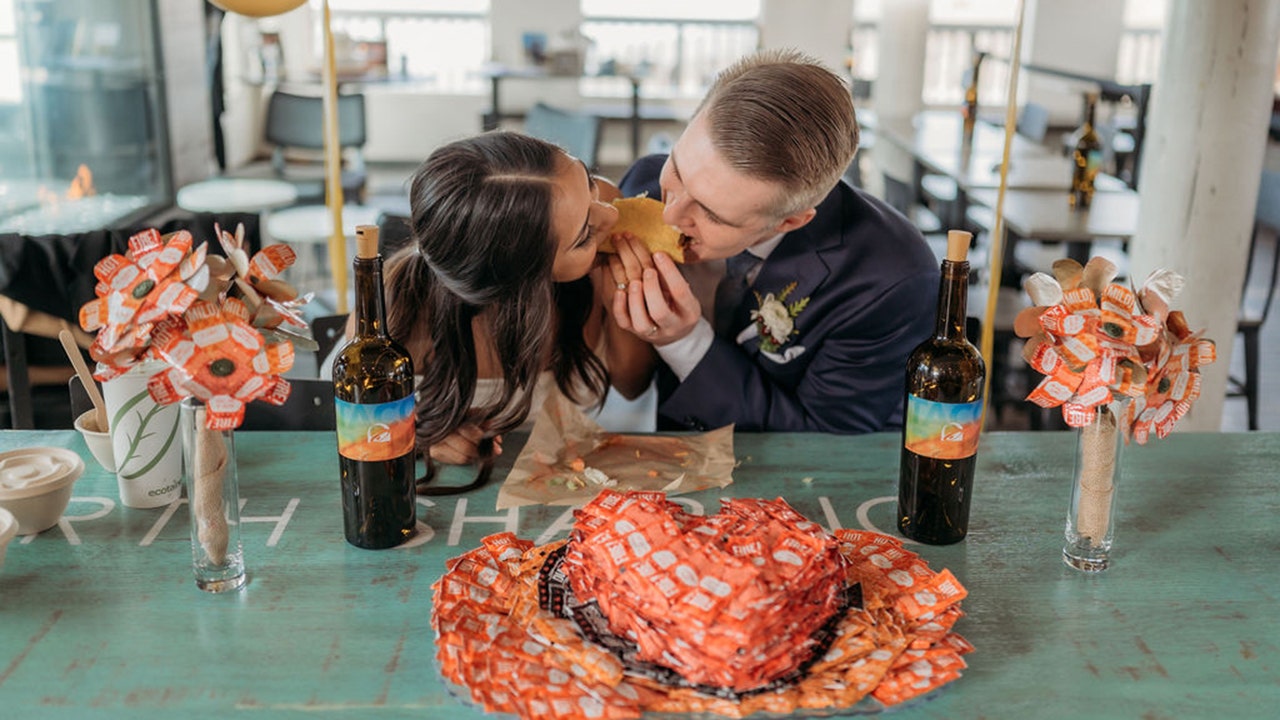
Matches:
[[1, 430, 1277, 718]]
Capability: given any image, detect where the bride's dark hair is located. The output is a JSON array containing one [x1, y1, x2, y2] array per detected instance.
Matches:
[[383, 132, 607, 486]]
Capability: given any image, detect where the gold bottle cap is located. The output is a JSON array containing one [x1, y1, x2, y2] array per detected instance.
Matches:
[[355, 225, 379, 259], [946, 230, 972, 263]]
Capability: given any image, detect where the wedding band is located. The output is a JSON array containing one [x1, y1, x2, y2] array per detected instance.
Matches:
[[617, 282, 628, 290], [646, 326, 658, 336]]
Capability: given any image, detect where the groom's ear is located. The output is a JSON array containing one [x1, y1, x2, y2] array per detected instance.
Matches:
[[771, 207, 817, 235]]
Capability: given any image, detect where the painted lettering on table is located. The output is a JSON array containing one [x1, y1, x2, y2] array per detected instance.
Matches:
[[19, 494, 901, 547]]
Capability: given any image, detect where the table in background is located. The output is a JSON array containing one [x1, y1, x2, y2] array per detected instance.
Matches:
[[265, 203, 381, 309], [479, 64, 678, 161], [966, 186, 1140, 268], [875, 110, 1053, 171], [875, 111, 1130, 227], [2, 430, 1276, 718], [175, 178, 299, 214], [949, 155, 1131, 194]]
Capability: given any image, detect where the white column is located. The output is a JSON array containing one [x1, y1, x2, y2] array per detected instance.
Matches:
[[489, 0, 582, 109], [874, 0, 930, 181], [759, 0, 852, 73], [874, 0, 929, 119], [1128, 0, 1280, 431], [1020, 0, 1126, 126]]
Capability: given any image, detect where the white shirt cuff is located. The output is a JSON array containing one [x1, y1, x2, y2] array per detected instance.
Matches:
[[656, 318, 715, 381]]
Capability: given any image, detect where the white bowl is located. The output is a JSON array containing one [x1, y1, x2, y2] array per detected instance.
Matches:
[[0, 447, 85, 535], [74, 409, 116, 472], [0, 506, 16, 569]]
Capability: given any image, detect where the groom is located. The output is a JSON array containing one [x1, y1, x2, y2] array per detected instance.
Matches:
[[608, 49, 939, 433]]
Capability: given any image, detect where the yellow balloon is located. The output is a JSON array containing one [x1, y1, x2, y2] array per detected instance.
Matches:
[[208, 0, 307, 17]]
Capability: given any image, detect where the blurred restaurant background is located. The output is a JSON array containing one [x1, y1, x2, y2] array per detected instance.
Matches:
[[0, 0, 1277, 433]]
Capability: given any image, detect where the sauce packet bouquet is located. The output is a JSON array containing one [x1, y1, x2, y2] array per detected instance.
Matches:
[[496, 392, 735, 509], [1013, 256, 1217, 441], [76, 225, 314, 581], [431, 491, 973, 719], [77, 224, 314, 430]]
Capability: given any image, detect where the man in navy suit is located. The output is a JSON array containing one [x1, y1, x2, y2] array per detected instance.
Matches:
[[607, 49, 939, 433]]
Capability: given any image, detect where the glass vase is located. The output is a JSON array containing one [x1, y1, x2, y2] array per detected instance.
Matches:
[[180, 398, 246, 592], [1063, 404, 1123, 572]]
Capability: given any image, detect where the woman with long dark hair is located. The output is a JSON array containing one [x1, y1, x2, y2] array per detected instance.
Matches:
[[371, 132, 653, 490]]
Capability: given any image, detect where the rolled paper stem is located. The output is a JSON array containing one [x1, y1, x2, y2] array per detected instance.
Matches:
[[194, 422, 230, 565], [1076, 409, 1117, 544]]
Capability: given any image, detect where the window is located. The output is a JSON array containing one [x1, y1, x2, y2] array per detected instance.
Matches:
[[579, 0, 759, 98], [318, 0, 489, 93], [0, 0, 169, 234], [0, 2, 18, 103], [851, 0, 1163, 109], [1117, 0, 1164, 85]]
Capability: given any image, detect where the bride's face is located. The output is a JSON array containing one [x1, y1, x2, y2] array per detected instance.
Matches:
[[548, 153, 618, 283]]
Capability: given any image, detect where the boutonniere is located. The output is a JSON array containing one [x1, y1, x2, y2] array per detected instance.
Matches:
[[751, 281, 809, 352]]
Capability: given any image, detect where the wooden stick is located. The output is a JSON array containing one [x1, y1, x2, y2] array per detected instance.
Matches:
[[979, 0, 1027, 429], [58, 328, 108, 432], [321, 0, 350, 314]]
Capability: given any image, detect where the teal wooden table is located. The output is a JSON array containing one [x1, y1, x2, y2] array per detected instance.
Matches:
[[2, 430, 1277, 718]]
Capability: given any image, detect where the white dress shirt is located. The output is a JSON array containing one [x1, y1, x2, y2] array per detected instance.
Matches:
[[657, 232, 786, 380]]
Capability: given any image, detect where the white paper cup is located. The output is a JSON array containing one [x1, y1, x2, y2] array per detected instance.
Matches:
[[74, 410, 116, 472], [0, 506, 17, 569], [101, 362, 182, 508]]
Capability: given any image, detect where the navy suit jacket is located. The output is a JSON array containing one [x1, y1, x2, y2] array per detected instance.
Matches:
[[620, 154, 940, 433]]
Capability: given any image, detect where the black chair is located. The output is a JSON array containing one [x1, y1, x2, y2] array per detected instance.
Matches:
[[1227, 170, 1280, 430], [881, 173, 944, 236], [0, 228, 128, 429], [68, 374, 94, 425], [264, 90, 368, 204], [523, 102, 603, 171], [376, 211, 413, 257], [72, 367, 334, 433], [310, 313, 350, 375], [241, 378, 336, 431]]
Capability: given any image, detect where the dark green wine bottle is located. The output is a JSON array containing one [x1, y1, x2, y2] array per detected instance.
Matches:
[[1069, 93, 1104, 209], [332, 225, 417, 549], [898, 230, 985, 545]]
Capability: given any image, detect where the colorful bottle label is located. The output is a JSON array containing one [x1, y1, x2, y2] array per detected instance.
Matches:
[[335, 396, 416, 462], [1084, 149, 1103, 183], [904, 396, 982, 460]]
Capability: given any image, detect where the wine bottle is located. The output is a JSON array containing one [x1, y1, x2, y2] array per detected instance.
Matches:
[[332, 225, 417, 549], [898, 230, 985, 545], [960, 51, 982, 141], [1069, 92, 1104, 209]]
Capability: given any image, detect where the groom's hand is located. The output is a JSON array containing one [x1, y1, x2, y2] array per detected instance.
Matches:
[[611, 250, 701, 346]]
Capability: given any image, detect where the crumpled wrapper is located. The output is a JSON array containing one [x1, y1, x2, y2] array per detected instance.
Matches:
[[496, 393, 736, 509]]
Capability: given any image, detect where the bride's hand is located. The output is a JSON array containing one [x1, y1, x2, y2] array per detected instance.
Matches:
[[428, 423, 502, 465]]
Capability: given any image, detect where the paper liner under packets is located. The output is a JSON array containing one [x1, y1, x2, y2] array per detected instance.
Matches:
[[431, 491, 972, 720], [496, 393, 736, 509]]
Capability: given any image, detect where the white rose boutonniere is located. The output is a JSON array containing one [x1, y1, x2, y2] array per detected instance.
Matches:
[[750, 281, 810, 352]]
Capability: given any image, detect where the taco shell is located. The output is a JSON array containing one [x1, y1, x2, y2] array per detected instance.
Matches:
[[601, 196, 685, 263]]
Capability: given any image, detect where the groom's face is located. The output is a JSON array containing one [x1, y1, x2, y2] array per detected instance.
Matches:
[[656, 113, 789, 263]]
